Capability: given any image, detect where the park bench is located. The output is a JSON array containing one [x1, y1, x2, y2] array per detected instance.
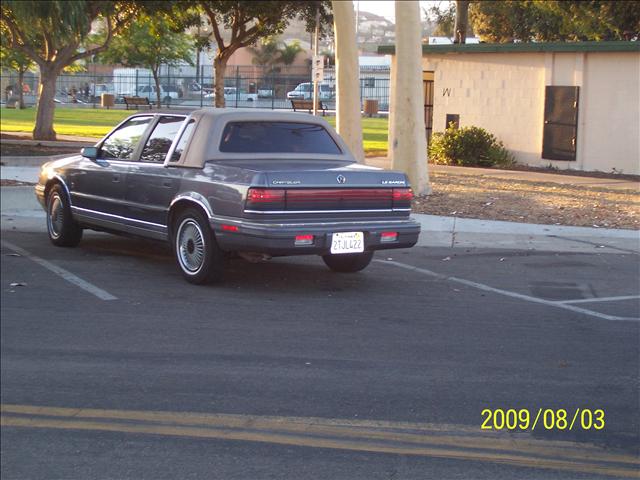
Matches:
[[123, 96, 152, 110], [290, 99, 327, 116]]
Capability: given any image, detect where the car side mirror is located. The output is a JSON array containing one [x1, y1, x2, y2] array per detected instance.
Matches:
[[81, 146, 98, 161]]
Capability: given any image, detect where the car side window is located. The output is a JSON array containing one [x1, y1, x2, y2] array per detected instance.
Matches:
[[139, 116, 185, 163], [100, 116, 152, 161], [170, 120, 195, 162]]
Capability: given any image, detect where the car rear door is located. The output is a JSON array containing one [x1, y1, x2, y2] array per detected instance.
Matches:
[[124, 115, 187, 229], [69, 115, 154, 219]]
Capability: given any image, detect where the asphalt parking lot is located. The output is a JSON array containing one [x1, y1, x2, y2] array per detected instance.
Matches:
[[1, 228, 639, 479]]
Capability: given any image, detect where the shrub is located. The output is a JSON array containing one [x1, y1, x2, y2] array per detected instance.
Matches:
[[428, 125, 515, 168]]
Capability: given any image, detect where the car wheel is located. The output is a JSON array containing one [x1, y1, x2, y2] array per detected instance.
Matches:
[[164, 95, 172, 104], [322, 251, 373, 273], [46, 184, 82, 247], [173, 208, 224, 284]]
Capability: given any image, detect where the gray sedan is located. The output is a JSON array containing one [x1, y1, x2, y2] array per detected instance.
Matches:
[[36, 109, 420, 284]]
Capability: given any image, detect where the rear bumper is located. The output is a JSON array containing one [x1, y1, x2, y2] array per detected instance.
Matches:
[[211, 216, 420, 255]]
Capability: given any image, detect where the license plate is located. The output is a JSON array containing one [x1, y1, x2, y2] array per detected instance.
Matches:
[[330, 232, 364, 254]]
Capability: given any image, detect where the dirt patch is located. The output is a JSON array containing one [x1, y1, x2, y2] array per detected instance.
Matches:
[[414, 172, 640, 230]]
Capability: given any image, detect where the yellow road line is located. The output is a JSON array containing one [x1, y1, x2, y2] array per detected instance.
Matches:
[[2, 405, 639, 478]]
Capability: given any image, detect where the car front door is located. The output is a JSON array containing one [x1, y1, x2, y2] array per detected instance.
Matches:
[[124, 116, 186, 230], [69, 115, 154, 219]]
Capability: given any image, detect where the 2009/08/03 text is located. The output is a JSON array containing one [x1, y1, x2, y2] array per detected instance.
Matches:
[[481, 408, 605, 431]]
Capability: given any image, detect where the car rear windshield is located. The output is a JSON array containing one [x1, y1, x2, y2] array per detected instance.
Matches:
[[219, 122, 341, 154]]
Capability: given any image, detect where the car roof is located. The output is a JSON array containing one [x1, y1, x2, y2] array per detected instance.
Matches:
[[176, 108, 356, 167]]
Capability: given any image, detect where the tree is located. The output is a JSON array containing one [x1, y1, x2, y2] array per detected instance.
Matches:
[[470, 0, 640, 43], [0, 1, 136, 140], [278, 40, 304, 66], [195, 1, 332, 107], [99, 12, 195, 107], [0, 33, 35, 109], [248, 37, 282, 72], [426, 2, 473, 39], [453, 0, 470, 43]]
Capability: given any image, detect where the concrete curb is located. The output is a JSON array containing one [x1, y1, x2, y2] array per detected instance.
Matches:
[[412, 214, 638, 239], [1, 185, 637, 253], [1, 155, 72, 168]]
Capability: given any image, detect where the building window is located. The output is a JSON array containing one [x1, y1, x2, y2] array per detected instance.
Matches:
[[542, 86, 579, 161], [445, 114, 460, 129]]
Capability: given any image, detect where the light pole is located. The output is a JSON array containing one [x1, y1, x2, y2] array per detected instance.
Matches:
[[312, 5, 320, 116]]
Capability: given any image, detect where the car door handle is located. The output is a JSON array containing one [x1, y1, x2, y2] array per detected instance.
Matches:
[[112, 174, 120, 183], [162, 180, 173, 187]]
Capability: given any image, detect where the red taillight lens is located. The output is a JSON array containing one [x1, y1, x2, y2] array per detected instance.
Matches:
[[246, 188, 285, 211], [222, 224, 238, 232], [392, 188, 413, 208], [294, 234, 314, 246], [380, 231, 398, 242]]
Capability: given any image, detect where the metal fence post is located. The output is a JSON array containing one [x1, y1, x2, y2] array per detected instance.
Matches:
[[167, 66, 171, 108], [271, 70, 275, 110], [235, 66, 239, 108]]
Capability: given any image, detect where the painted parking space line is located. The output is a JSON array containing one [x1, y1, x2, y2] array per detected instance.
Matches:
[[559, 295, 640, 305], [1, 240, 117, 301], [375, 259, 639, 322], [2, 404, 639, 478]]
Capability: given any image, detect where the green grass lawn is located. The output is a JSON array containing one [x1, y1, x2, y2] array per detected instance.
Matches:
[[0, 106, 389, 155]]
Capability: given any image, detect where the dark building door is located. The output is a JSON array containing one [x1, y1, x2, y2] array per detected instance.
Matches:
[[423, 71, 434, 145], [542, 86, 580, 161]]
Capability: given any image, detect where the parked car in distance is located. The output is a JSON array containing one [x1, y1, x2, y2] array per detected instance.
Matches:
[[36, 109, 420, 284], [90, 83, 115, 102], [136, 85, 180, 102], [286, 82, 333, 101], [257, 87, 274, 98], [204, 87, 258, 102]]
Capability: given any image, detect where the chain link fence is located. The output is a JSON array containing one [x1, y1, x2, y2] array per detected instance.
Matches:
[[1, 65, 390, 112]]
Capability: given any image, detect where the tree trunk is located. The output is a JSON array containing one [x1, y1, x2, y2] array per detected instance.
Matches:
[[391, 1, 430, 195], [213, 55, 227, 108], [152, 69, 162, 108], [332, 0, 365, 163], [18, 69, 25, 109], [454, 0, 470, 44], [33, 66, 59, 140]]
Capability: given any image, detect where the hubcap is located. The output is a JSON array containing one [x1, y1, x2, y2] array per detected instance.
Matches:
[[48, 193, 64, 238], [177, 219, 205, 274]]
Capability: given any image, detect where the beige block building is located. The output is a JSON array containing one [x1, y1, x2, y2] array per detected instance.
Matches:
[[381, 42, 640, 175]]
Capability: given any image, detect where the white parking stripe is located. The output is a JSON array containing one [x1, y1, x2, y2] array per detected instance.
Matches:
[[1, 240, 117, 301], [376, 259, 639, 322], [559, 295, 640, 305]]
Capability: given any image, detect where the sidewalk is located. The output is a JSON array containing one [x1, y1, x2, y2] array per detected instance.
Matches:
[[3, 149, 638, 191], [367, 157, 640, 191], [2, 144, 638, 253], [1, 131, 96, 147], [2, 182, 637, 254]]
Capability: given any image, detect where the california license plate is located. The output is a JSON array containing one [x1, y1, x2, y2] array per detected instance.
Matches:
[[330, 232, 364, 254]]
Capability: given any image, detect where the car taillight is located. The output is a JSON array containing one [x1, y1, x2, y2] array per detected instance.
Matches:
[[392, 188, 413, 208], [294, 234, 314, 246], [246, 188, 285, 211], [380, 231, 398, 242]]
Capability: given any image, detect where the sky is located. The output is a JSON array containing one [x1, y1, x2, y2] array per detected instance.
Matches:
[[353, 1, 446, 22]]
